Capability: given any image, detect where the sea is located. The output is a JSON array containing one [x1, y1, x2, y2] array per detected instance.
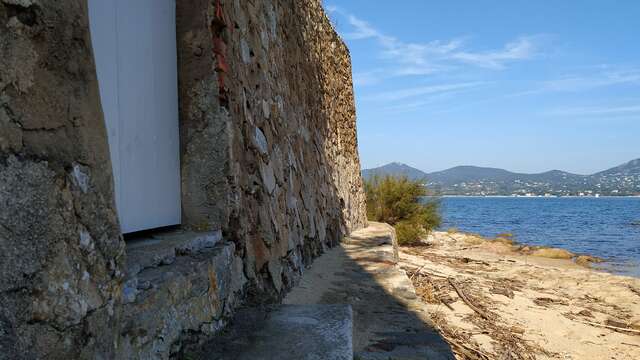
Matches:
[[439, 196, 640, 277]]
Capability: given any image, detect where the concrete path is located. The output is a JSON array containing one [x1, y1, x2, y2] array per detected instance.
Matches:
[[187, 304, 353, 360], [285, 222, 455, 360]]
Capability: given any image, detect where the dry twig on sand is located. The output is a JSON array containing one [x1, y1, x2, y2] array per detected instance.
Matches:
[[408, 263, 494, 319], [441, 333, 491, 360], [564, 314, 640, 335], [408, 268, 455, 310], [409, 263, 427, 281], [628, 285, 640, 298], [403, 263, 452, 280], [449, 279, 490, 320], [405, 249, 547, 360]]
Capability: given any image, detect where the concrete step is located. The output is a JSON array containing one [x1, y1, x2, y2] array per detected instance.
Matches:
[[117, 230, 247, 358], [125, 229, 223, 276], [189, 304, 353, 360]]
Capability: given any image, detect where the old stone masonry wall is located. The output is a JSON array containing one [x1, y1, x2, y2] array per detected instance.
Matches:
[[0, 1, 125, 359], [221, 0, 367, 300], [0, 0, 367, 358]]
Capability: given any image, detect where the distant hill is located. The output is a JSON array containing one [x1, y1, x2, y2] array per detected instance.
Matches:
[[361, 159, 640, 196], [593, 158, 640, 178], [426, 165, 523, 184], [361, 162, 429, 181]]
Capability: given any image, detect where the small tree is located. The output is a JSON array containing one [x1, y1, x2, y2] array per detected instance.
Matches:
[[365, 175, 441, 245]]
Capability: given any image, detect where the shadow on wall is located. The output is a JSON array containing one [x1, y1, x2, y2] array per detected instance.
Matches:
[[183, 224, 455, 359]]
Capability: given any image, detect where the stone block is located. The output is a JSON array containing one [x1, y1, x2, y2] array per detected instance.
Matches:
[[125, 230, 223, 276], [118, 241, 247, 358]]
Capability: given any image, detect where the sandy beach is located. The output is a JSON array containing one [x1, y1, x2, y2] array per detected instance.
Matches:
[[399, 231, 640, 360]]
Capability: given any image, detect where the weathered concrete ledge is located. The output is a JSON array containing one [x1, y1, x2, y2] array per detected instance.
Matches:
[[125, 230, 223, 277], [285, 222, 455, 360], [185, 304, 353, 360]]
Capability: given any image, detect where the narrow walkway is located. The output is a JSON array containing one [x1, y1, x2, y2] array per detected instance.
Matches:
[[284, 222, 454, 360]]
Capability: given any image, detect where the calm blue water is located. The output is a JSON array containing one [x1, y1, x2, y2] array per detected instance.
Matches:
[[439, 197, 640, 276]]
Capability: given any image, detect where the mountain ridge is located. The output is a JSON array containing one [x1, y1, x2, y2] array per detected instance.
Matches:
[[361, 159, 640, 196]]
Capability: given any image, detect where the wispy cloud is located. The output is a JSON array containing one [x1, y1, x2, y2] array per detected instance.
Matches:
[[364, 82, 485, 102], [500, 67, 640, 99], [380, 92, 464, 112], [548, 104, 640, 117], [542, 69, 640, 92], [450, 38, 536, 69], [342, 13, 381, 40], [327, 6, 542, 81]]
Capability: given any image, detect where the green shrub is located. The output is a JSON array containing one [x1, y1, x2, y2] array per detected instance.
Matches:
[[395, 220, 426, 246], [365, 175, 441, 245]]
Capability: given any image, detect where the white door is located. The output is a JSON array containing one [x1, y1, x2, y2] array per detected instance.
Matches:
[[89, 0, 181, 233]]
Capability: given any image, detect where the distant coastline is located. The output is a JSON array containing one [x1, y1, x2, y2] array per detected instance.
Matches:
[[362, 159, 640, 197]]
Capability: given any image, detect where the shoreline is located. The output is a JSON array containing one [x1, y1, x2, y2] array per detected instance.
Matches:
[[435, 228, 640, 278], [438, 195, 640, 198], [399, 230, 640, 359]]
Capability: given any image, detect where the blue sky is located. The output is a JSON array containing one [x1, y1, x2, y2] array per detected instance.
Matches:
[[325, 1, 640, 175]]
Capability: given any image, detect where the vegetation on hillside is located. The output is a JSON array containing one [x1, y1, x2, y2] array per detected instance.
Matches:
[[362, 160, 640, 196], [364, 175, 441, 245]]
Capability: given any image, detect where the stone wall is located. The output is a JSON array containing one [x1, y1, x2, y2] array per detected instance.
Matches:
[[221, 0, 367, 300], [176, 0, 366, 302], [0, 1, 125, 358], [0, 0, 367, 358], [176, 0, 231, 232]]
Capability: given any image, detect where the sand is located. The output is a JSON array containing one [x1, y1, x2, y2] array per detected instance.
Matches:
[[399, 231, 640, 360]]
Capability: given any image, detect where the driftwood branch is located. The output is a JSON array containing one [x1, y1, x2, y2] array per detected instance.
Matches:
[[407, 265, 456, 311], [408, 265, 488, 317], [440, 298, 455, 311], [567, 317, 640, 335], [449, 279, 490, 320], [628, 285, 640, 298], [406, 265, 450, 279], [622, 342, 640, 348], [441, 333, 491, 360]]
